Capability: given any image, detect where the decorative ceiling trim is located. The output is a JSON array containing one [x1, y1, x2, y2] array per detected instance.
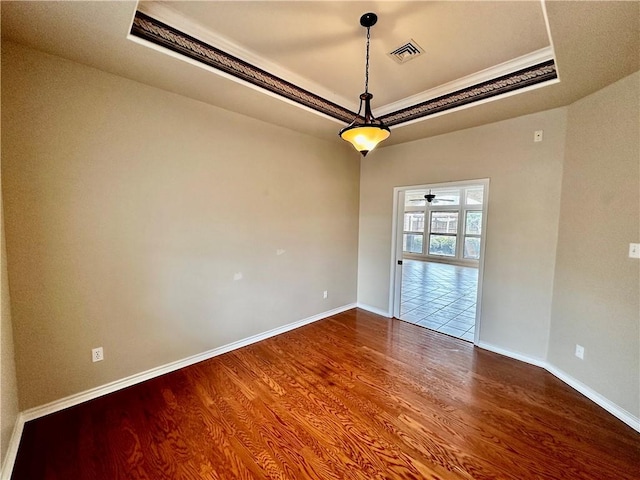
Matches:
[[379, 61, 557, 126], [130, 11, 557, 129], [135, 1, 354, 111], [130, 12, 356, 124], [375, 46, 555, 116]]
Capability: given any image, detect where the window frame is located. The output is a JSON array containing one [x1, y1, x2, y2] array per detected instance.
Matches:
[[401, 184, 485, 265], [402, 207, 426, 254], [462, 209, 482, 260], [427, 210, 459, 257]]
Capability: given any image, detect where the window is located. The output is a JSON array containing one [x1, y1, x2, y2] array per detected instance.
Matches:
[[404, 191, 427, 207], [404, 212, 425, 231], [402, 184, 485, 262], [428, 211, 458, 257], [403, 211, 424, 254], [463, 211, 482, 259], [465, 187, 484, 205], [404, 234, 423, 254], [430, 189, 460, 206]]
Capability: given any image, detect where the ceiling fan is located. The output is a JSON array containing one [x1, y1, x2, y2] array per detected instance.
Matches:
[[409, 190, 455, 203], [424, 193, 436, 203]]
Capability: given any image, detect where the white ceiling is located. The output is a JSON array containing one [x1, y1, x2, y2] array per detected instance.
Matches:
[[151, 0, 551, 109], [2, 1, 639, 149]]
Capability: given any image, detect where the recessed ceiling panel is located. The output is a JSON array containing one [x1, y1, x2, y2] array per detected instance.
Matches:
[[159, 1, 551, 107], [132, 1, 557, 128], [4, 1, 636, 147]]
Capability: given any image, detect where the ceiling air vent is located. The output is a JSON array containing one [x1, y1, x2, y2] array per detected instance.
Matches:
[[388, 39, 424, 64]]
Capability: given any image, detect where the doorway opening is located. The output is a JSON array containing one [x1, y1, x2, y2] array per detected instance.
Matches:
[[400, 260, 478, 341], [391, 180, 489, 343]]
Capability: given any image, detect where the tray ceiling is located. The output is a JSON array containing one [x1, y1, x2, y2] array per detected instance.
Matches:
[[2, 1, 638, 148], [131, 1, 557, 127]]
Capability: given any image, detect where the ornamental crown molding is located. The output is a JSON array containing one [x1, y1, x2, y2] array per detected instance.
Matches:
[[129, 10, 558, 130]]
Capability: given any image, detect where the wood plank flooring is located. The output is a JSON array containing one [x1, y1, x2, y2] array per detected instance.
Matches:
[[12, 308, 640, 479]]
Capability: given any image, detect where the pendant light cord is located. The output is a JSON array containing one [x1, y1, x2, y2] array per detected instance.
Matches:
[[339, 12, 390, 156], [364, 26, 371, 94]]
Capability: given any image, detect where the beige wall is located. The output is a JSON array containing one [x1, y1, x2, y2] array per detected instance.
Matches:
[[548, 72, 640, 417], [1, 42, 360, 410], [1, 35, 637, 430], [1, 152, 20, 468], [0, 35, 20, 466], [358, 109, 566, 360]]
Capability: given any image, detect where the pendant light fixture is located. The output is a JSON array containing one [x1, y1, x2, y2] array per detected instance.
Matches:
[[339, 12, 390, 157]]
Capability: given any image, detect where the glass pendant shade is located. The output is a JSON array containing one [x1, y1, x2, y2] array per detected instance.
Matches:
[[339, 125, 390, 156]]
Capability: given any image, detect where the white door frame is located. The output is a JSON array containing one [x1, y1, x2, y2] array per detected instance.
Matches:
[[389, 178, 490, 344]]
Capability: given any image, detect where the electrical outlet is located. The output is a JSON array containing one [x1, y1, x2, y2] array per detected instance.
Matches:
[[575, 344, 584, 360], [323, 290, 328, 299], [92, 347, 104, 363]]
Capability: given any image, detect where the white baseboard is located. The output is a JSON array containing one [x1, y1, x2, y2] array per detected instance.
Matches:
[[477, 341, 640, 433], [1, 414, 25, 480], [4, 308, 637, 478], [545, 364, 640, 432], [356, 303, 392, 318], [2, 303, 356, 478], [477, 341, 547, 368], [22, 303, 356, 422]]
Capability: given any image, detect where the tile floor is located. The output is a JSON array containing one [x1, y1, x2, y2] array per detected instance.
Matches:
[[400, 259, 478, 342]]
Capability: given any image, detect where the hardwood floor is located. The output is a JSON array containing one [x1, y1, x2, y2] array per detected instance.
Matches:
[[12, 308, 640, 479]]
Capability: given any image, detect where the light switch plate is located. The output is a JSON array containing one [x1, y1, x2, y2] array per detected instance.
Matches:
[[629, 243, 640, 259]]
